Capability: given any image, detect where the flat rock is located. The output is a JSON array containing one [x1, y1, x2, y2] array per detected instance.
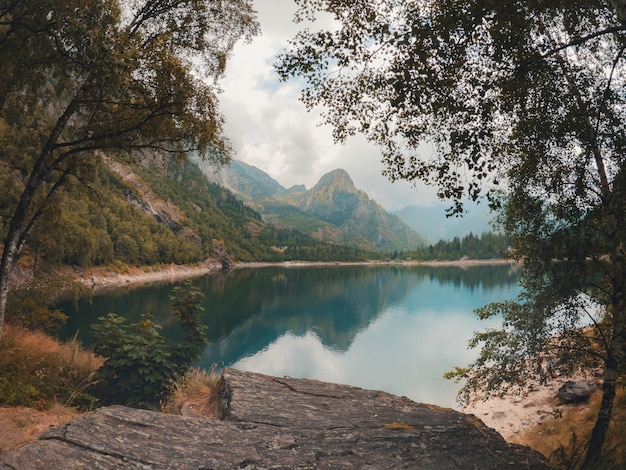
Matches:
[[0, 368, 548, 469]]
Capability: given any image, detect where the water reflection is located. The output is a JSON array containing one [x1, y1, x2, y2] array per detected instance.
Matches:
[[59, 264, 520, 408]]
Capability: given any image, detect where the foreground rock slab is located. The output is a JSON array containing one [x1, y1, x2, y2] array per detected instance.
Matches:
[[1, 368, 548, 469]]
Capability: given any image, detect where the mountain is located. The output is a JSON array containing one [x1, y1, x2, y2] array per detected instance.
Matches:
[[201, 161, 429, 252], [394, 202, 495, 242], [0, 152, 243, 268], [301, 170, 428, 250], [206, 159, 287, 203], [302, 169, 369, 226]]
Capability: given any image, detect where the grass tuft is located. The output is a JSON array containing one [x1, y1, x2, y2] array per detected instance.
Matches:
[[383, 421, 415, 430], [162, 366, 221, 417]]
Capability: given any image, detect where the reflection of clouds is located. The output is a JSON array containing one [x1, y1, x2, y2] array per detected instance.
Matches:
[[233, 303, 502, 410], [234, 332, 343, 381]]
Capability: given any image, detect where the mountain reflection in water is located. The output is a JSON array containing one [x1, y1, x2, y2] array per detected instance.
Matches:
[[59, 264, 520, 408]]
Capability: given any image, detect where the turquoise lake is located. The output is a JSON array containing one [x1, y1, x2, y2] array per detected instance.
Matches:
[[59, 264, 521, 409]]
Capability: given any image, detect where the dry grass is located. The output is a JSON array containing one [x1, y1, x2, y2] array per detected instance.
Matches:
[[517, 384, 625, 469], [0, 403, 78, 452], [0, 325, 105, 452], [0, 326, 225, 453], [0, 324, 103, 410], [163, 367, 221, 418], [11, 327, 102, 372]]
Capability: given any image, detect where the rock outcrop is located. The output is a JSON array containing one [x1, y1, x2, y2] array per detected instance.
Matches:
[[557, 380, 597, 404], [0, 368, 549, 469]]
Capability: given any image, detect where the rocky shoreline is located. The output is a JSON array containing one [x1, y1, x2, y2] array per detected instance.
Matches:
[[69, 262, 222, 293], [0, 369, 549, 469]]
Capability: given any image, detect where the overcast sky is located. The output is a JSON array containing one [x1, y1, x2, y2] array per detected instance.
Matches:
[[218, 0, 440, 212]]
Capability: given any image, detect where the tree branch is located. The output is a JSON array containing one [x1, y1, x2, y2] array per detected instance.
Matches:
[[518, 25, 626, 71]]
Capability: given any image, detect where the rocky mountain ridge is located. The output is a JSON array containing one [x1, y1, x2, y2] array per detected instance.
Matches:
[[201, 160, 430, 252]]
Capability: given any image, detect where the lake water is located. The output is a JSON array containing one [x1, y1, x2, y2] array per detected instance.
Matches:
[[59, 264, 521, 409]]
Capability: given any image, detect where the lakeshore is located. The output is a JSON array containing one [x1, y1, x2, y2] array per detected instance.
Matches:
[[0, 369, 549, 469], [2, 257, 593, 458], [66, 257, 552, 442], [463, 374, 599, 443], [70, 258, 520, 292], [70, 261, 223, 293]]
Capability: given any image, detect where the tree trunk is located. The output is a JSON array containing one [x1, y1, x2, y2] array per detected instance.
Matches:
[[583, 353, 618, 467], [0, 231, 21, 339], [0, 166, 50, 339], [583, 236, 625, 467]]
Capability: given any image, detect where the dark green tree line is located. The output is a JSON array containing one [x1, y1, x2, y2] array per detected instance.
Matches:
[[409, 232, 511, 261]]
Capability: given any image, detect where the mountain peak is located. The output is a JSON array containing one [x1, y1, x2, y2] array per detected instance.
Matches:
[[197, 160, 430, 251], [200, 159, 285, 200], [314, 169, 356, 193]]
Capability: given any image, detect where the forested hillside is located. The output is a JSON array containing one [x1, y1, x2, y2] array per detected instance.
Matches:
[[1, 146, 511, 273], [0, 151, 386, 270]]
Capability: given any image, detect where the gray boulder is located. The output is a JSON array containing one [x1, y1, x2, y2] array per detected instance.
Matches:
[[557, 380, 597, 404]]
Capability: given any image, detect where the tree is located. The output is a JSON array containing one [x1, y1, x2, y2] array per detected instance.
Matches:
[[0, 0, 259, 337], [276, 1, 626, 465], [168, 279, 209, 375]]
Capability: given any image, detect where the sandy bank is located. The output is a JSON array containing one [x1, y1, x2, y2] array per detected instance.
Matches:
[[235, 258, 520, 269], [70, 261, 223, 293], [463, 374, 598, 442]]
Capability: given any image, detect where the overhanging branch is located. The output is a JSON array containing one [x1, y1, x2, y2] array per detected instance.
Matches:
[[517, 25, 626, 72]]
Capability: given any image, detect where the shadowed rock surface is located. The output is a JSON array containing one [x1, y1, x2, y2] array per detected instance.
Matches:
[[0, 368, 548, 469]]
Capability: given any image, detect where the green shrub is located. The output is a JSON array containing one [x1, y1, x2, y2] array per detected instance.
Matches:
[[5, 273, 87, 333], [92, 313, 178, 407], [169, 281, 208, 374], [92, 280, 208, 408]]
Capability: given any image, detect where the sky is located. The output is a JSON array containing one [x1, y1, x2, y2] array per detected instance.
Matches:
[[218, 0, 440, 212]]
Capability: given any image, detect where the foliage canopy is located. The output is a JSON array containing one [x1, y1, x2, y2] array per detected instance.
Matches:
[[276, 0, 626, 465], [0, 0, 259, 336]]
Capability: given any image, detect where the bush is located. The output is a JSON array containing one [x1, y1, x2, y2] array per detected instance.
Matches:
[[92, 280, 208, 408], [6, 273, 86, 333]]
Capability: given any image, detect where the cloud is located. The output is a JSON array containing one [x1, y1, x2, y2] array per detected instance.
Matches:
[[219, 0, 440, 211]]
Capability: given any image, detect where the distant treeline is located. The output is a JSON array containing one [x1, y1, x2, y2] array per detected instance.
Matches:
[[399, 232, 512, 261]]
